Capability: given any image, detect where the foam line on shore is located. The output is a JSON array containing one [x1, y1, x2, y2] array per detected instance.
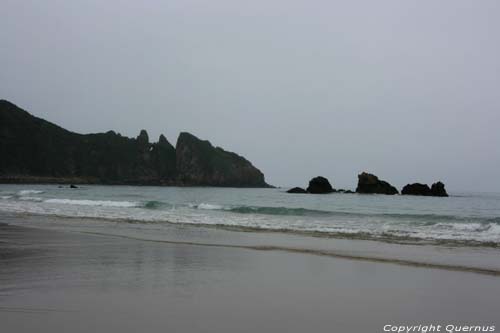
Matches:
[[3, 211, 499, 248]]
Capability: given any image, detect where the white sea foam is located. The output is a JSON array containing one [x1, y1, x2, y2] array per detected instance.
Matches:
[[44, 198, 139, 207], [435, 222, 490, 232], [18, 190, 45, 195], [0, 196, 13, 200], [193, 203, 225, 210], [19, 196, 44, 202]]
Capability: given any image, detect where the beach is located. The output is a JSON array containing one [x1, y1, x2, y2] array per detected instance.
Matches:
[[1, 215, 500, 333], [3, 1, 500, 331]]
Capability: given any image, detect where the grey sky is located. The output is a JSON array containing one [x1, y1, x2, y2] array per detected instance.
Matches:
[[1, 0, 499, 191]]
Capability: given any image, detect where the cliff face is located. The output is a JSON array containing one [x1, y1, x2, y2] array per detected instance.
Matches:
[[176, 132, 267, 187], [0, 100, 269, 187]]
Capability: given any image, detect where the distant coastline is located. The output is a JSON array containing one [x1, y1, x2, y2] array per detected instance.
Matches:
[[0, 175, 270, 187], [0, 100, 271, 188], [1, 99, 447, 193]]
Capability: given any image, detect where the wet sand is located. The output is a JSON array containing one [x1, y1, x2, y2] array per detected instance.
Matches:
[[1, 223, 500, 333]]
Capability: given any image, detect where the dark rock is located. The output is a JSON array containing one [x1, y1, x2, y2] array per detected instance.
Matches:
[[70, 184, 78, 189], [401, 183, 431, 196], [356, 172, 398, 195], [0, 100, 270, 187], [431, 181, 448, 197], [154, 134, 177, 179], [401, 181, 448, 197], [306, 176, 334, 194], [136, 130, 149, 145], [175, 132, 270, 187], [287, 187, 307, 194], [158, 134, 169, 146], [344, 190, 354, 194]]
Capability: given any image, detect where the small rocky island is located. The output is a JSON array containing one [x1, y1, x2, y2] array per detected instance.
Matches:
[[287, 176, 352, 194], [307, 176, 334, 194], [288, 172, 448, 197], [355, 172, 399, 195], [402, 182, 448, 197], [0, 100, 270, 187]]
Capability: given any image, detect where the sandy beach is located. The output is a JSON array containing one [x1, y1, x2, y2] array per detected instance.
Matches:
[[1, 218, 500, 333], [3, 0, 500, 331]]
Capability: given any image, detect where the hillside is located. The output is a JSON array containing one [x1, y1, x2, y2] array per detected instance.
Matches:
[[0, 100, 269, 187]]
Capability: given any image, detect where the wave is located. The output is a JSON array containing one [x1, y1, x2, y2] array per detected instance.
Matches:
[[44, 198, 139, 208], [3, 208, 500, 248], [18, 190, 44, 195], [2, 195, 500, 247], [0, 196, 13, 200], [434, 222, 493, 232], [6, 193, 500, 227], [191, 203, 500, 224], [143, 201, 168, 209], [226, 206, 334, 216], [192, 203, 336, 216], [19, 196, 44, 202], [190, 203, 224, 210], [45, 198, 168, 209]]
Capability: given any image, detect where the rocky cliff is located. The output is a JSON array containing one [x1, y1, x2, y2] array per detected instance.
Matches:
[[175, 132, 267, 187], [0, 100, 270, 187]]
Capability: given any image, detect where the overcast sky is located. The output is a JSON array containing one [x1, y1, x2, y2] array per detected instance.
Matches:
[[1, 0, 499, 191]]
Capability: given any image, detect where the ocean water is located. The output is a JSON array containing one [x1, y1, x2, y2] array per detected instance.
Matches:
[[1, 184, 500, 247]]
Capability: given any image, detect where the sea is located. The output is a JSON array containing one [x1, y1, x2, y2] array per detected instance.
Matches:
[[1, 184, 500, 248]]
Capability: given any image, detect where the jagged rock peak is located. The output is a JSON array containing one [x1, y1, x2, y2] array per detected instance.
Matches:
[[157, 134, 174, 149], [158, 134, 168, 144], [176, 132, 210, 147], [137, 129, 149, 144]]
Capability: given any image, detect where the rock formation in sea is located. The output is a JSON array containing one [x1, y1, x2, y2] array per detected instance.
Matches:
[[306, 176, 334, 194], [430, 181, 448, 197], [0, 100, 270, 187], [356, 172, 398, 195], [401, 182, 448, 197], [286, 187, 307, 194], [401, 183, 432, 196]]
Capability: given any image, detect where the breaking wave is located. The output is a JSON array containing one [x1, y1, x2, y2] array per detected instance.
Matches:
[[44, 198, 139, 208], [1, 191, 500, 247], [191, 203, 500, 224], [143, 201, 168, 209], [18, 190, 44, 195]]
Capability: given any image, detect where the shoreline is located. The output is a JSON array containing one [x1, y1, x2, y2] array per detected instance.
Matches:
[[81, 230, 500, 276], [1, 203, 499, 248], [0, 178, 274, 188], [1, 221, 500, 333], [3, 212, 500, 276]]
